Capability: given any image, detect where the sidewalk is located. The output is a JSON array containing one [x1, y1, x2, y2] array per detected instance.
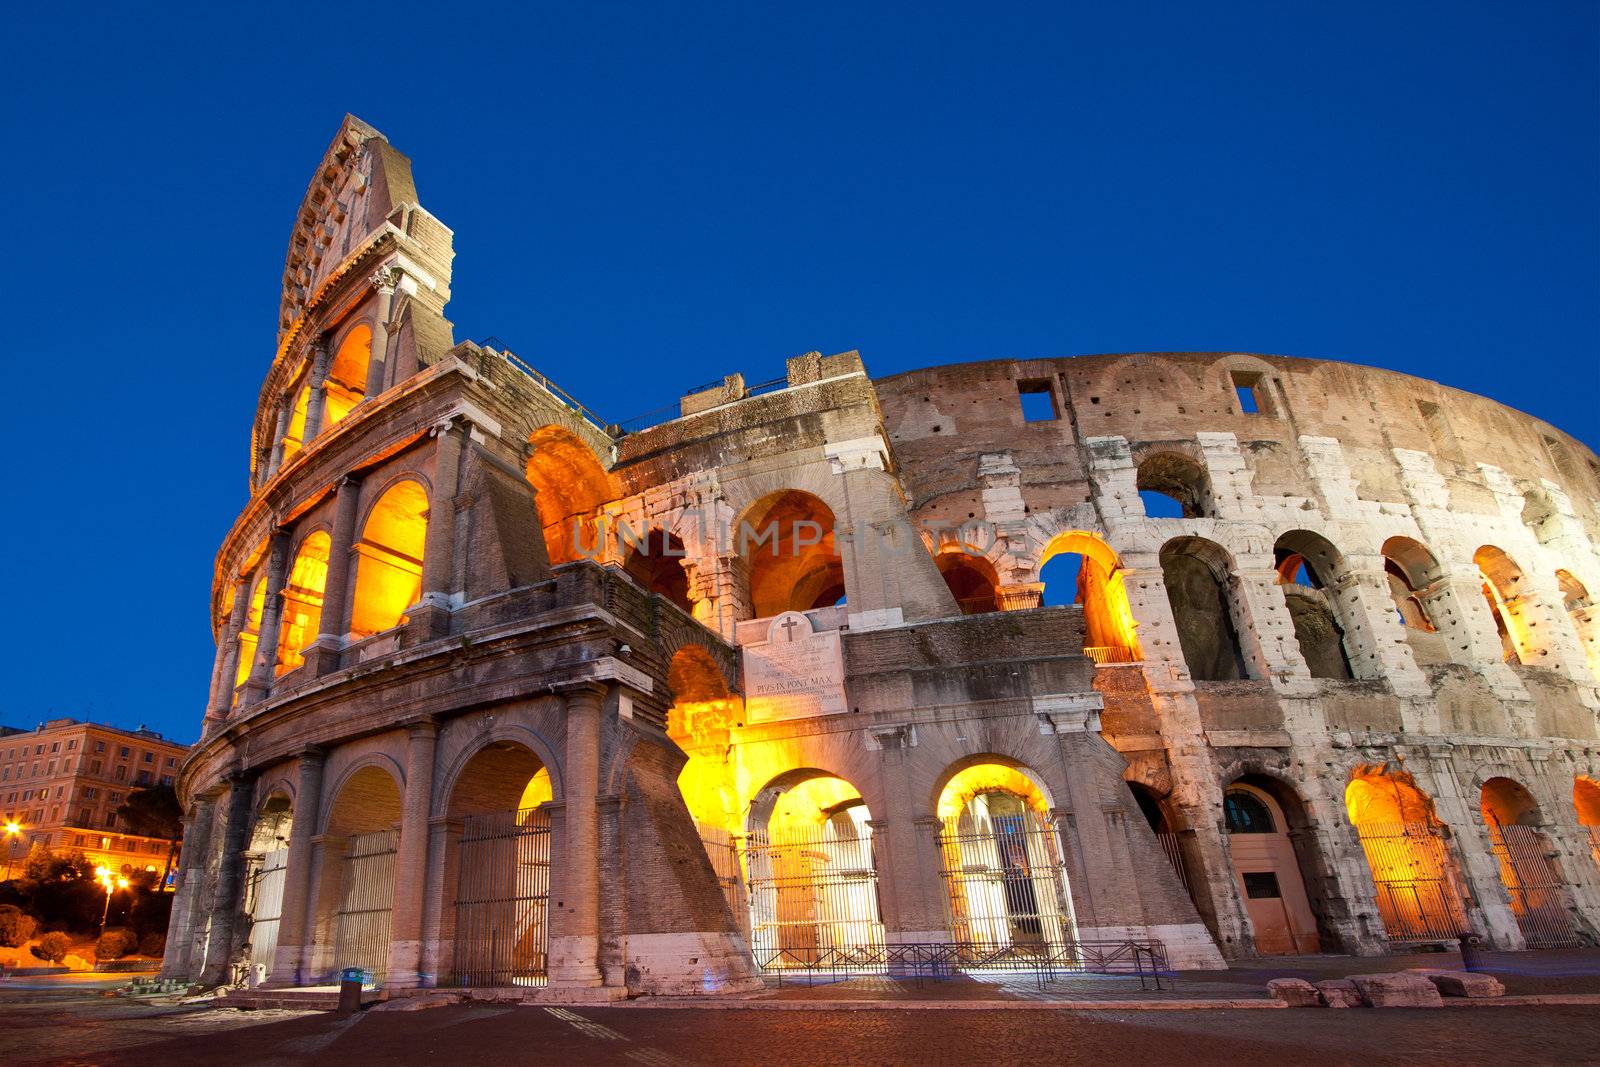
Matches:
[[620, 947, 1600, 1010]]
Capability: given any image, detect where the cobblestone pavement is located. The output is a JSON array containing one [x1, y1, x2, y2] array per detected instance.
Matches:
[[4, 998, 1599, 1067]]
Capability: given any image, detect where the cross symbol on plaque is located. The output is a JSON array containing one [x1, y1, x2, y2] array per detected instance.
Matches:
[[779, 615, 804, 642]]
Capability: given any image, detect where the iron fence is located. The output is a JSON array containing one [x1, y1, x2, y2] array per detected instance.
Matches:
[[1488, 823, 1581, 948], [244, 848, 288, 985], [332, 829, 398, 983], [938, 807, 1076, 949], [1154, 831, 1193, 898], [452, 807, 551, 987], [756, 939, 1169, 991], [745, 824, 885, 963], [1353, 821, 1469, 942]]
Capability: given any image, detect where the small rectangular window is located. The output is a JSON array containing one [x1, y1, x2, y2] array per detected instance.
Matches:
[[1230, 370, 1267, 414], [1243, 871, 1282, 899], [1017, 379, 1059, 422]]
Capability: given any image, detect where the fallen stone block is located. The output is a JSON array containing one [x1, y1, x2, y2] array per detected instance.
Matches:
[[1267, 978, 1320, 1007], [1415, 970, 1505, 998], [1315, 979, 1363, 1008], [1350, 972, 1443, 1008]]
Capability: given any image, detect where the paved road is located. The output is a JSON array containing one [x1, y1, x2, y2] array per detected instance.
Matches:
[[4, 999, 1599, 1067]]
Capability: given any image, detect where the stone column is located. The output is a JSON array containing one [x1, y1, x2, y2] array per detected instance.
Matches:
[[303, 475, 364, 676], [160, 796, 217, 980], [266, 748, 325, 987], [866, 727, 947, 943], [300, 339, 333, 444], [410, 418, 467, 639], [265, 397, 293, 478], [204, 577, 253, 728], [364, 267, 399, 399], [198, 771, 258, 986], [240, 528, 293, 706], [386, 719, 439, 989], [548, 683, 606, 988]]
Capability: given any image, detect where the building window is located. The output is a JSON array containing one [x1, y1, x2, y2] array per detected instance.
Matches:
[[50, 742, 59, 753], [160, 775, 174, 787], [165, 757, 176, 768], [83, 788, 97, 799], [1223, 790, 1276, 833], [1230, 369, 1274, 415], [115, 766, 126, 781], [90, 760, 102, 773], [1017, 379, 1058, 422], [105, 813, 116, 828], [94, 741, 105, 754], [46, 761, 55, 775], [66, 740, 77, 751], [119, 747, 130, 758], [135, 771, 152, 786], [142, 752, 153, 764]]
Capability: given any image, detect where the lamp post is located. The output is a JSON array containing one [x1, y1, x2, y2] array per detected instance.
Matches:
[[2, 821, 20, 881], [95, 866, 129, 936]]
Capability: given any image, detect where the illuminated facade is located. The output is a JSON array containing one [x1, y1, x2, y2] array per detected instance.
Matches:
[[164, 117, 1600, 999], [0, 719, 187, 881]]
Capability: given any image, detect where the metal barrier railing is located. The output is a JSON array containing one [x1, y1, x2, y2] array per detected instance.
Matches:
[[755, 938, 1170, 991]]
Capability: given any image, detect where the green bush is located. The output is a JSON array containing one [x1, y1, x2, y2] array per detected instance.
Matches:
[[138, 932, 166, 958], [96, 926, 137, 960], [0, 904, 36, 947], [32, 930, 71, 963]]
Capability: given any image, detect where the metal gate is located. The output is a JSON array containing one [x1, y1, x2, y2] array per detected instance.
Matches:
[[938, 804, 1076, 950], [1489, 823, 1579, 947], [332, 829, 398, 982], [246, 848, 288, 984], [696, 822, 749, 941], [746, 822, 884, 967], [452, 808, 550, 986], [1353, 821, 1468, 942]]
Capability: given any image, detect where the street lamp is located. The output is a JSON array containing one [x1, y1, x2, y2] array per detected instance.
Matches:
[[95, 865, 129, 935], [2, 821, 20, 881]]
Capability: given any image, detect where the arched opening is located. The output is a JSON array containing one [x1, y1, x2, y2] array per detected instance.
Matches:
[[1344, 770, 1468, 943], [1274, 531, 1355, 680], [242, 793, 294, 986], [525, 426, 612, 566], [739, 491, 845, 618], [1381, 536, 1441, 634], [1136, 452, 1210, 518], [1160, 537, 1248, 681], [1475, 546, 1539, 665], [666, 646, 742, 828], [1556, 570, 1600, 680], [323, 325, 372, 430], [935, 761, 1076, 950], [446, 741, 553, 987], [317, 765, 403, 984], [349, 480, 428, 639], [1040, 532, 1141, 662], [1481, 777, 1577, 947], [275, 532, 330, 674], [1126, 781, 1193, 898], [232, 573, 268, 701], [935, 548, 999, 615], [1223, 778, 1323, 954], [1576, 778, 1600, 873], [744, 770, 884, 966], [621, 528, 693, 614], [280, 377, 313, 465]]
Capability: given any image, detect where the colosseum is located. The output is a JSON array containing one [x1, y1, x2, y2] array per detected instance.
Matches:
[[162, 116, 1600, 998]]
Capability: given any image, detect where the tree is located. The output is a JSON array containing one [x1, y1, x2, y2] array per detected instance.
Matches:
[[116, 786, 183, 890]]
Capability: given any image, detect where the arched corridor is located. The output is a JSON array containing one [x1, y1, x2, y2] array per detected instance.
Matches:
[[739, 491, 845, 618], [241, 793, 293, 986], [1481, 777, 1578, 946], [317, 765, 403, 983], [1160, 537, 1248, 681], [1039, 532, 1141, 663], [349, 481, 428, 638], [744, 771, 884, 966], [935, 762, 1076, 950], [1344, 770, 1467, 943], [445, 742, 553, 987]]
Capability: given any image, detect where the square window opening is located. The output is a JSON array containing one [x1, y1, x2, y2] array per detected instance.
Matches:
[[1230, 370, 1265, 414], [1017, 379, 1059, 422]]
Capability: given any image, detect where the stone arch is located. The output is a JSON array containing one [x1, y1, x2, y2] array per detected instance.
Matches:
[[349, 478, 429, 639], [320, 759, 404, 837], [249, 788, 295, 853], [232, 570, 270, 700], [274, 530, 331, 674], [1039, 531, 1142, 661], [1222, 773, 1328, 954], [1481, 775, 1543, 829], [620, 526, 692, 613], [525, 425, 614, 566], [446, 739, 552, 819], [1381, 535, 1443, 634], [1159, 535, 1249, 681], [1479, 774, 1581, 946], [1474, 545, 1541, 665], [934, 547, 1000, 615], [436, 722, 564, 814], [736, 489, 846, 618], [1136, 450, 1211, 518], [1273, 529, 1359, 680], [323, 321, 373, 430], [1555, 570, 1600, 680], [1343, 766, 1469, 943], [1574, 777, 1600, 828]]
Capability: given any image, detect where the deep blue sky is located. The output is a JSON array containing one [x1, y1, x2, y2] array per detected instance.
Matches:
[[2, 3, 1595, 743]]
